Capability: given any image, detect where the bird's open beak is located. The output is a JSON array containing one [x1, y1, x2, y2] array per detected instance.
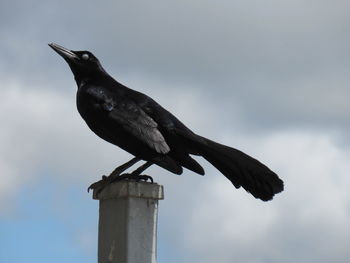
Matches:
[[48, 43, 79, 61]]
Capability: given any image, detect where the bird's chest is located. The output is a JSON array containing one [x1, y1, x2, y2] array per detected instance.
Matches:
[[76, 85, 117, 133], [77, 89, 105, 120]]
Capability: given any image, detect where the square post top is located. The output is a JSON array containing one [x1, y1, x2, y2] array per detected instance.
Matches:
[[93, 181, 164, 201]]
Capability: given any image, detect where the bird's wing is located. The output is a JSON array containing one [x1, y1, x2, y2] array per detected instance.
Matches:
[[110, 103, 171, 154], [87, 86, 170, 154]]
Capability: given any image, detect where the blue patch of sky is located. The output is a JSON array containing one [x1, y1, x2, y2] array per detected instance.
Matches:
[[0, 175, 97, 263]]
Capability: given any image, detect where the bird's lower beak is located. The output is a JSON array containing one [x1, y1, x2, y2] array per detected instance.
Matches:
[[48, 43, 79, 61]]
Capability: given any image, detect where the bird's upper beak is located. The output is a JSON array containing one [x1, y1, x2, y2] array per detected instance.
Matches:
[[48, 43, 79, 61]]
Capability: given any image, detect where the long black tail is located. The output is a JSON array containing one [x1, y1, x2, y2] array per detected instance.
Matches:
[[196, 136, 284, 201]]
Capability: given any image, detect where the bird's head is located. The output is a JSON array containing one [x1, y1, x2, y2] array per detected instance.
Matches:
[[49, 43, 107, 84]]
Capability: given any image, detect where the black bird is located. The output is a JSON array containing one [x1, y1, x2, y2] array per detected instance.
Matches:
[[49, 43, 283, 201]]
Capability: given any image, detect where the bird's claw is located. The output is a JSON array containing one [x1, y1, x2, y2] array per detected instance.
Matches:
[[121, 173, 154, 184], [87, 173, 154, 195], [87, 175, 109, 193]]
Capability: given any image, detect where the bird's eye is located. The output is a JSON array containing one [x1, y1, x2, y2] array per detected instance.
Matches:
[[82, 53, 89, 60]]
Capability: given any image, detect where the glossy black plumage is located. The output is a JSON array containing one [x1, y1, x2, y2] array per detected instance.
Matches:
[[49, 43, 284, 201]]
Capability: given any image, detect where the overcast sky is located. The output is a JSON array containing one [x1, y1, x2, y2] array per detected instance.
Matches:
[[1, 1, 350, 262]]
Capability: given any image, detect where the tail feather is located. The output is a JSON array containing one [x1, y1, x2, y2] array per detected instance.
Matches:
[[153, 155, 183, 175], [197, 136, 283, 201], [173, 153, 205, 175]]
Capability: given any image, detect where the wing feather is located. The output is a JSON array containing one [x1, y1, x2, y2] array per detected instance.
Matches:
[[110, 105, 170, 154]]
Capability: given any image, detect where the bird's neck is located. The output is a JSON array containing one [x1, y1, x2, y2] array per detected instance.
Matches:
[[74, 71, 112, 88], [75, 76, 88, 87]]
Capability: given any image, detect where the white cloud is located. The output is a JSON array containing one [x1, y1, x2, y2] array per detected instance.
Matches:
[[161, 131, 350, 263]]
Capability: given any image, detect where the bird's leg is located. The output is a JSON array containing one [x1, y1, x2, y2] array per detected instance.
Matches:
[[87, 157, 141, 192], [109, 157, 141, 177], [118, 161, 154, 183], [131, 161, 153, 176], [105, 161, 154, 184]]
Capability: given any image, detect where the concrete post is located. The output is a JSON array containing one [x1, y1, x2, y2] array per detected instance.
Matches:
[[93, 181, 164, 263]]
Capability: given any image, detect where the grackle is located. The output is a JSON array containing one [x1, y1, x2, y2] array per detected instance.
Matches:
[[49, 43, 283, 201]]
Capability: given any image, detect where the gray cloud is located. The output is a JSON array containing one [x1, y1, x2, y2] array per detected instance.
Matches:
[[2, 0, 350, 134]]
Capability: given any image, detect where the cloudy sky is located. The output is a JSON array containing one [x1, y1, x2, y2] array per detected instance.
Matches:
[[1, 0, 350, 262]]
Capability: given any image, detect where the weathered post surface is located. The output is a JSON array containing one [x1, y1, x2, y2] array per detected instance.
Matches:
[[93, 181, 164, 263]]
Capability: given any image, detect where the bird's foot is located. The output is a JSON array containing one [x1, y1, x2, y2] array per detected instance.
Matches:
[[87, 173, 154, 195], [117, 173, 154, 184]]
